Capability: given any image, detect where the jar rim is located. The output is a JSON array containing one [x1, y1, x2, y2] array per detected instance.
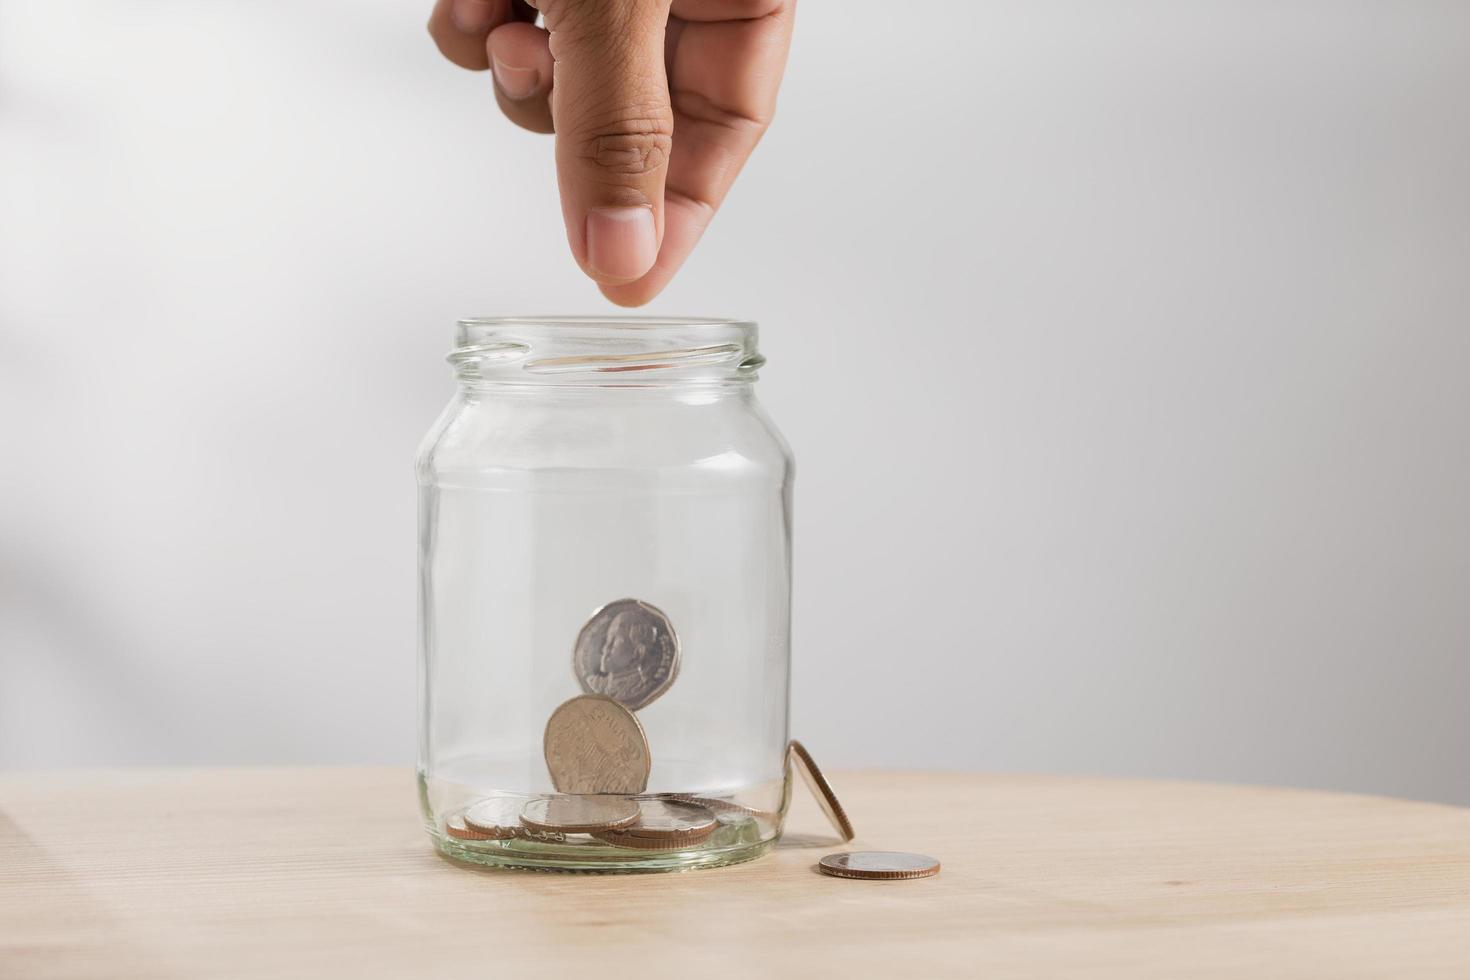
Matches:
[[457, 315, 756, 331], [450, 316, 763, 386]]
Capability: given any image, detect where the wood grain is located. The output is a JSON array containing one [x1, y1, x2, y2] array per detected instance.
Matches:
[[3, 768, 1469, 978]]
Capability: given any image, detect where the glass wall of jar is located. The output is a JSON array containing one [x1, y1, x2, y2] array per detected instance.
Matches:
[[417, 317, 794, 871]]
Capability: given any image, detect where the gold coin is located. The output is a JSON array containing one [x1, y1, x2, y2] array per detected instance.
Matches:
[[818, 851, 940, 880], [519, 795, 641, 834], [616, 799, 717, 840], [459, 799, 525, 839], [544, 695, 651, 795], [788, 740, 855, 843]]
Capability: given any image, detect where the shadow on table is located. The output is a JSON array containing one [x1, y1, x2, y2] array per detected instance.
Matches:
[[776, 831, 843, 850]]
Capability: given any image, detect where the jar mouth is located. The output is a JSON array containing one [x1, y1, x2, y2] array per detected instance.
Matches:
[[450, 316, 762, 386], [457, 316, 755, 332]]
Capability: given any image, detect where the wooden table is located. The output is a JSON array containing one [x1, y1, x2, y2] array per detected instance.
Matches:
[[3, 768, 1469, 978]]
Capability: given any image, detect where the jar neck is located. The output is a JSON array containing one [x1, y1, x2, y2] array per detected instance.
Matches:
[[449, 317, 763, 391]]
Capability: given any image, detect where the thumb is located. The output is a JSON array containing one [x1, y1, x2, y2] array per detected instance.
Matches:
[[543, 0, 672, 285]]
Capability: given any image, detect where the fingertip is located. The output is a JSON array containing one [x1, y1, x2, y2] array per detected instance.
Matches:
[[451, 0, 502, 32], [583, 207, 660, 284], [428, 0, 514, 70], [488, 21, 552, 101], [428, 15, 490, 69], [488, 20, 552, 64], [598, 281, 664, 307], [591, 198, 704, 304], [491, 57, 541, 100]]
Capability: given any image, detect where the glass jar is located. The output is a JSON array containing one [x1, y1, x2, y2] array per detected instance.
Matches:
[[416, 317, 794, 871]]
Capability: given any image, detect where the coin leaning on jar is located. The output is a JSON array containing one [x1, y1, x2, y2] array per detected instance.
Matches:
[[572, 598, 680, 711], [544, 694, 651, 794], [788, 739, 856, 843]]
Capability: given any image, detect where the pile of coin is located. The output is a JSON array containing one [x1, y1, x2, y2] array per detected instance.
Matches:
[[534, 598, 709, 843], [441, 597, 937, 875], [444, 598, 722, 847]]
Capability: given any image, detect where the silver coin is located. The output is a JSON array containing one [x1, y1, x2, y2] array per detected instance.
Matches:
[[449, 800, 569, 843], [659, 793, 778, 821], [457, 799, 523, 839], [572, 598, 680, 711], [818, 851, 941, 880], [592, 827, 713, 850], [618, 799, 718, 840], [520, 795, 641, 834], [544, 694, 651, 794]]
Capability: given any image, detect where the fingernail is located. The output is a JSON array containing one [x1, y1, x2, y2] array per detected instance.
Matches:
[[491, 57, 539, 100], [452, 0, 498, 32], [585, 207, 658, 281]]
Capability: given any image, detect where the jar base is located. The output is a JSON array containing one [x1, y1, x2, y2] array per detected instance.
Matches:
[[419, 769, 788, 874], [432, 831, 776, 873]]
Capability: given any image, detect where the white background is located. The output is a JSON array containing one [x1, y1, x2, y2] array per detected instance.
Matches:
[[3, 1, 1468, 804]]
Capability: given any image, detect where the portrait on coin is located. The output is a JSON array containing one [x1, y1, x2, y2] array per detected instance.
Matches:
[[587, 609, 662, 703], [573, 598, 680, 710]]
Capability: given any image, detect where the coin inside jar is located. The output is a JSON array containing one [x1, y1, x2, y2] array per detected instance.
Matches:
[[788, 740, 856, 843], [818, 851, 940, 880], [520, 795, 641, 834], [543, 694, 651, 795], [620, 799, 718, 839], [659, 793, 778, 821], [592, 827, 713, 850], [445, 811, 509, 841], [572, 598, 680, 711], [459, 798, 526, 840]]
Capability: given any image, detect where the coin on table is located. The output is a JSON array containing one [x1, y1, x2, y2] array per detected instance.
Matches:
[[520, 795, 641, 834], [544, 694, 651, 794], [572, 598, 680, 711], [818, 852, 940, 881], [788, 740, 856, 843]]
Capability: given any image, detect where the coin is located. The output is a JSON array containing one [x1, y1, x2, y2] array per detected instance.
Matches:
[[788, 740, 855, 843], [818, 852, 940, 880], [444, 811, 508, 841], [618, 799, 717, 840], [519, 795, 641, 834], [544, 694, 651, 794], [573, 598, 680, 711], [592, 827, 713, 850], [659, 793, 777, 821], [459, 798, 526, 839], [448, 801, 569, 843]]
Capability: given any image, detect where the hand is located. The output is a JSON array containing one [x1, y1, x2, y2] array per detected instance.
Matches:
[[429, 0, 795, 306]]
